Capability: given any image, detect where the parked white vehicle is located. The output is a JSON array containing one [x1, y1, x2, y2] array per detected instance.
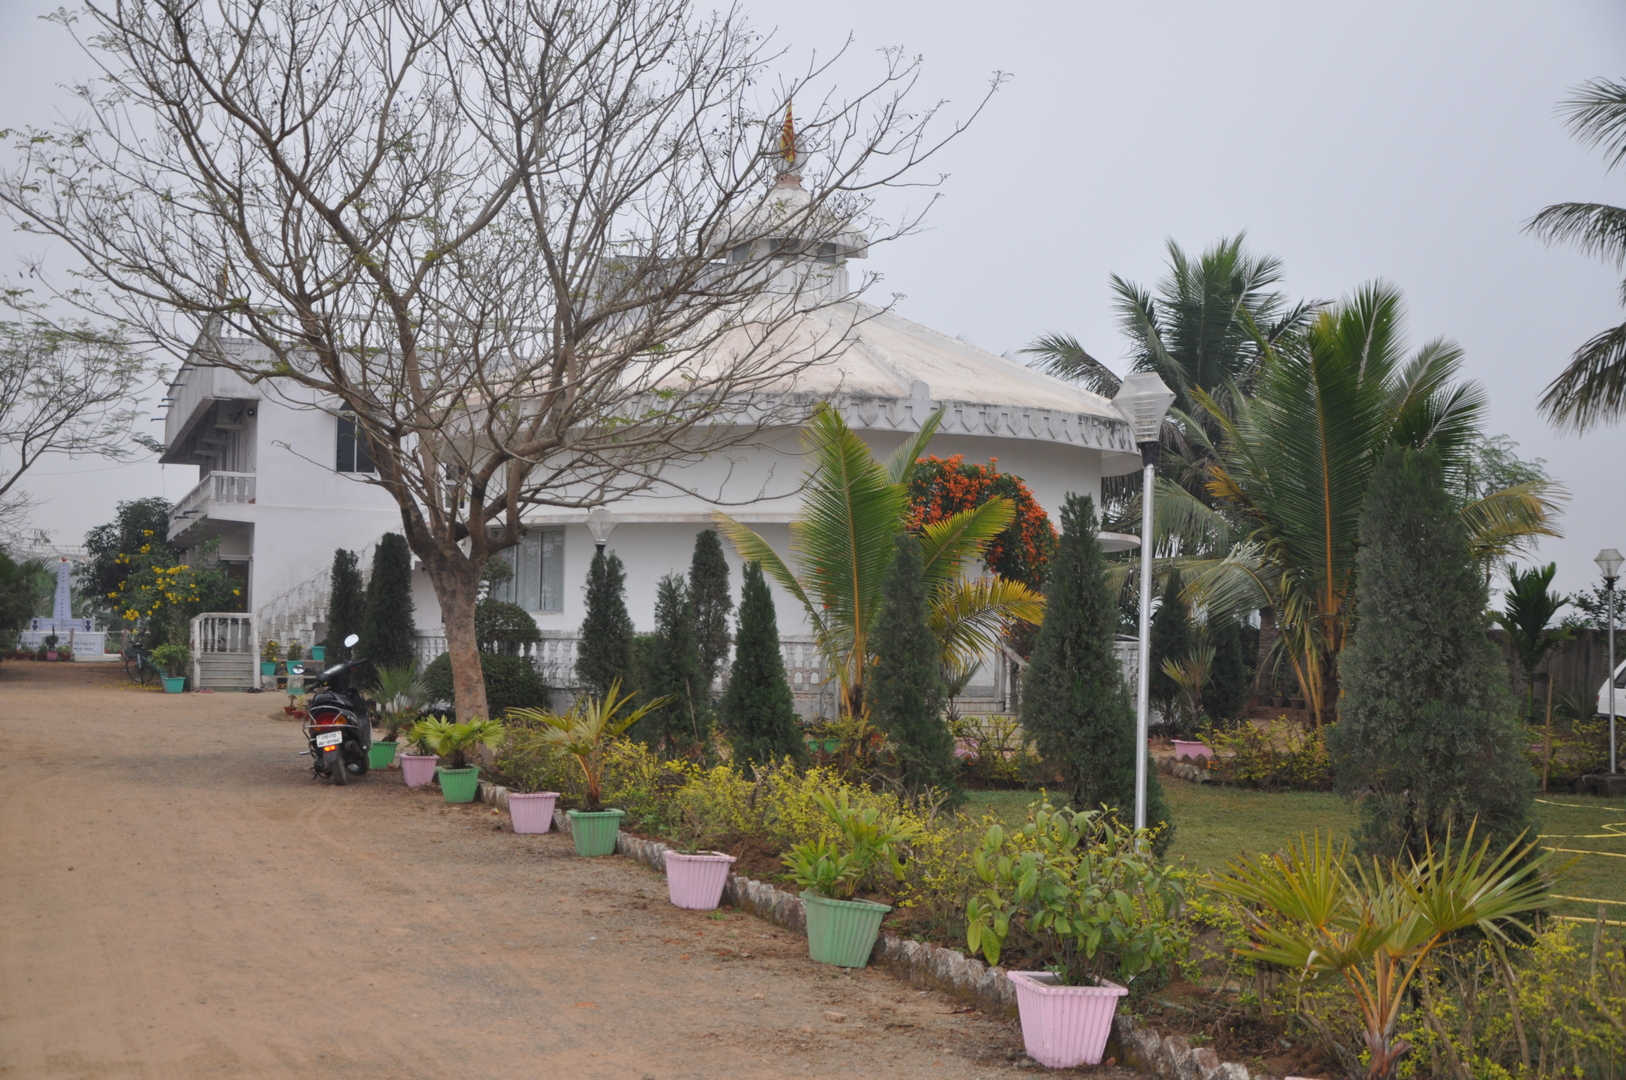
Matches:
[[1599, 657, 1626, 718]]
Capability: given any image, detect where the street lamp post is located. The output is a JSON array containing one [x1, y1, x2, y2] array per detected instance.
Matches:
[[586, 507, 617, 554], [1112, 373, 1176, 833], [1598, 547, 1623, 774]]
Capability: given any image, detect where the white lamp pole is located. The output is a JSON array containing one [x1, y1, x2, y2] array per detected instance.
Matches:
[[1598, 547, 1623, 774], [1113, 373, 1176, 832]]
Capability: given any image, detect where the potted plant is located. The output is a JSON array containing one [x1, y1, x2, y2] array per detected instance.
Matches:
[[44, 634, 59, 661], [783, 790, 920, 968], [56, 645, 73, 662], [309, 641, 325, 663], [369, 665, 425, 770], [965, 801, 1190, 1068], [492, 724, 563, 834], [509, 679, 666, 856], [152, 643, 191, 693], [661, 792, 735, 910], [260, 637, 280, 677], [399, 720, 439, 788], [408, 715, 505, 803]]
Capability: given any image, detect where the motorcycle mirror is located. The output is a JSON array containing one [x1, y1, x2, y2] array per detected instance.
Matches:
[[343, 633, 359, 648]]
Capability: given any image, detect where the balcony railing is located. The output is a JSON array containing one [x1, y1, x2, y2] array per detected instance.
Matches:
[[170, 471, 256, 539]]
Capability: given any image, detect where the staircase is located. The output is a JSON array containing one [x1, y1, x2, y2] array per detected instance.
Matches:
[[190, 613, 257, 690]]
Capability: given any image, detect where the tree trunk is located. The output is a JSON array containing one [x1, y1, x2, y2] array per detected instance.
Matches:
[[429, 562, 490, 723]]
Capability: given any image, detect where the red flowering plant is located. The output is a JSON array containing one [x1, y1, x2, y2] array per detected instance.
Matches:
[[906, 456, 1056, 658]]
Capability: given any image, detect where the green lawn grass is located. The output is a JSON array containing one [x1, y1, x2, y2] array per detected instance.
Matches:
[[965, 783, 1625, 921]]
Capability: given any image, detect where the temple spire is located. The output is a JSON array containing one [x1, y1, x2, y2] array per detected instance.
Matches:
[[777, 102, 799, 183]]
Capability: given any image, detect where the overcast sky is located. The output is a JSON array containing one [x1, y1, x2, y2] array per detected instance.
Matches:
[[3, 0, 1624, 597]]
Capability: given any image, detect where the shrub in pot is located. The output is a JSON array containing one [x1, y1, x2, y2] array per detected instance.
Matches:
[[399, 720, 439, 788], [43, 633, 59, 660], [509, 679, 666, 855], [369, 665, 425, 769], [784, 790, 921, 968], [260, 637, 280, 677], [965, 801, 1190, 1068], [151, 643, 191, 694], [409, 715, 504, 803], [660, 793, 735, 910]]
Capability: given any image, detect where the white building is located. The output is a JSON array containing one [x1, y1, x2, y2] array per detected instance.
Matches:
[[160, 174, 1144, 702]]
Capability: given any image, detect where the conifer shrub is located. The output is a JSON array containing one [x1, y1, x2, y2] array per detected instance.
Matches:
[[1149, 568, 1192, 724], [1020, 494, 1173, 852], [719, 561, 804, 767], [362, 533, 416, 672], [324, 548, 364, 662], [1328, 446, 1535, 861], [576, 549, 633, 699], [868, 533, 957, 801], [688, 529, 732, 690], [630, 574, 704, 758], [1202, 617, 1251, 728]]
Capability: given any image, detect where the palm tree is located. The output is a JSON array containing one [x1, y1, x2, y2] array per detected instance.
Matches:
[[1025, 235, 1320, 534], [715, 406, 1042, 719], [1527, 77, 1626, 430], [1494, 561, 1569, 724], [1184, 282, 1562, 728]]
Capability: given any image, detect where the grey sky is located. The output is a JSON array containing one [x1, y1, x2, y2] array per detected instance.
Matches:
[[3, 0, 1624, 597]]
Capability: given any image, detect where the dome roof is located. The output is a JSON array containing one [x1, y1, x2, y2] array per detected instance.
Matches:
[[676, 300, 1142, 475]]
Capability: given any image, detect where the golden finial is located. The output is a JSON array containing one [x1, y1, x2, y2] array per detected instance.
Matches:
[[779, 102, 797, 170]]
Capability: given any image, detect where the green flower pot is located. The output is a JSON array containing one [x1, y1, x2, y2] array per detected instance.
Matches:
[[437, 766, 480, 803], [260, 660, 277, 676], [566, 808, 624, 856], [367, 741, 398, 770], [309, 646, 325, 662], [161, 675, 186, 694], [801, 891, 890, 967]]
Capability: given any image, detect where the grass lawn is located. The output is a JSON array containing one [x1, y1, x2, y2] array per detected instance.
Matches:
[[965, 783, 1625, 922]]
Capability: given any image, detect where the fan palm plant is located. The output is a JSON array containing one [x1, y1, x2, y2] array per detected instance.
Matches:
[[1185, 282, 1561, 727], [372, 663, 427, 741], [1212, 825, 1549, 1080], [1526, 77, 1626, 430], [715, 405, 1042, 719], [508, 680, 668, 810]]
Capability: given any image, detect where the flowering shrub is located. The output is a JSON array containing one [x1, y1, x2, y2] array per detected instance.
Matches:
[[906, 455, 1056, 591], [1206, 717, 1332, 790], [105, 531, 239, 648]]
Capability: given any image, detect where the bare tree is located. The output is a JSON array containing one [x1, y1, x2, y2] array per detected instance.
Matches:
[[0, 289, 146, 536], [2, 0, 995, 719]]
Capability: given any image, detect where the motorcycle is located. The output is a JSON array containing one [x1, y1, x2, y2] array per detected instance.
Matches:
[[291, 633, 373, 786]]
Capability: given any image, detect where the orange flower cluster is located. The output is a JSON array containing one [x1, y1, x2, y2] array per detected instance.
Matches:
[[906, 455, 1057, 589]]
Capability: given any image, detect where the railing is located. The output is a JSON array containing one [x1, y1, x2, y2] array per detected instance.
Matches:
[[171, 471, 256, 536], [190, 612, 258, 689]]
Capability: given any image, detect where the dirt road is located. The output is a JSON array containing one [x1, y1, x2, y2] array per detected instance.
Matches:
[[0, 661, 1142, 1078]]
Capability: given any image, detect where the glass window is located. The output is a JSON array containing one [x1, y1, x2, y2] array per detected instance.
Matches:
[[335, 414, 374, 473], [489, 527, 565, 613]]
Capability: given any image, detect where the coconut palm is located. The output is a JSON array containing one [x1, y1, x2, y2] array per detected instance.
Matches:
[[1026, 236, 1321, 548], [715, 405, 1042, 719], [1183, 282, 1562, 728], [1527, 77, 1626, 431]]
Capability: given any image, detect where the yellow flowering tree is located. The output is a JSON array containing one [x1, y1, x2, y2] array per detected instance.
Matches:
[[107, 534, 240, 648]]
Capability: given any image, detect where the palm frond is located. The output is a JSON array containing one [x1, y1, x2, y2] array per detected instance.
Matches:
[[1538, 317, 1626, 431], [1525, 200, 1626, 268], [918, 497, 1014, 592], [1021, 332, 1122, 395], [1558, 77, 1626, 170], [1460, 481, 1565, 564], [713, 512, 830, 651], [928, 575, 1044, 671], [883, 406, 946, 484]]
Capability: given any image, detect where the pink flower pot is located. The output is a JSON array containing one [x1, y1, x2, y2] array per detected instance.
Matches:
[[399, 753, 439, 788], [509, 791, 559, 834], [1171, 738, 1212, 762], [662, 850, 736, 910], [1008, 970, 1127, 1068]]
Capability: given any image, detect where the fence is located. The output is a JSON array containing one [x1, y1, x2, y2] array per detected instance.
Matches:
[[1493, 627, 1616, 713]]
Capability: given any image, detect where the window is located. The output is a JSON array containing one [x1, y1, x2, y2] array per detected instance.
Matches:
[[335, 413, 375, 473], [489, 528, 565, 613]]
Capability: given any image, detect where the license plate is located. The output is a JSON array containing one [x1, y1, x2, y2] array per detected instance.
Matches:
[[315, 730, 344, 748]]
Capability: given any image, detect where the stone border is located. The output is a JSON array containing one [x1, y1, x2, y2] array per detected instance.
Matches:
[[475, 780, 1289, 1080]]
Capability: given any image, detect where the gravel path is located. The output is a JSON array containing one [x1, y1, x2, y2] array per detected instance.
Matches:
[[0, 661, 1147, 1078]]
